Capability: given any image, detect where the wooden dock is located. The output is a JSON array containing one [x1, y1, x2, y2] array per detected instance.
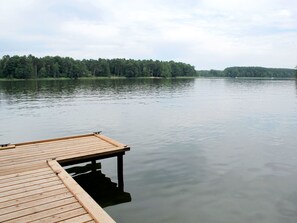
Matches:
[[0, 133, 130, 223]]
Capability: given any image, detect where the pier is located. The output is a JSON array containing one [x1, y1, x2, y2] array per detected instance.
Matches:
[[0, 133, 130, 223]]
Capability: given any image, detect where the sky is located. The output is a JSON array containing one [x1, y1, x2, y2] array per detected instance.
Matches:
[[0, 0, 296, 70]]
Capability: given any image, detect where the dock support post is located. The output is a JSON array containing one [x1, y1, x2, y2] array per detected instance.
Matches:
[[91, 160, 96, 172], [117, 153, 124, 190]]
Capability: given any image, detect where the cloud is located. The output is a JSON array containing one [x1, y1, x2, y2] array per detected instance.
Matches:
[[0, 0, 297, 69]]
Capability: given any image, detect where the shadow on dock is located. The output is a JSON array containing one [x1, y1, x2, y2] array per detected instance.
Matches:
[[64, 162, 132, 208]]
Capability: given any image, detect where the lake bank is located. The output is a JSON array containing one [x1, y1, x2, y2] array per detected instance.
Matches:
[[0, 76, 198, 81], [1, 76, 296, 82]]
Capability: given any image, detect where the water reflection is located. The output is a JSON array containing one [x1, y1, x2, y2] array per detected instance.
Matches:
[[0, 78, 195, 99], [64, 162, 132, 208]]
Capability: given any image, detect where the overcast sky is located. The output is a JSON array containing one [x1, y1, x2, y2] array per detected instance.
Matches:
[[0, 0, 296, 70]]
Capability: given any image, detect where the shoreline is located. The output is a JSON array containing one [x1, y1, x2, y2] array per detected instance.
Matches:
[[0, 76, 197, 81], [0, 76, 295, 81]]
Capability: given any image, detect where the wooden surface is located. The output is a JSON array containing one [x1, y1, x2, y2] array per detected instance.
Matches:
[[0, 133, 130, 223]]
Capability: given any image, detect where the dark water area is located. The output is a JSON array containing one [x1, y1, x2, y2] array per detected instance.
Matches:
[[64, 162, 132, 208], [1, 78, 297, 223]]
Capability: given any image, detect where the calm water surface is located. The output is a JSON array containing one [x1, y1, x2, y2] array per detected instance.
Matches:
[[1, 78, 297, 223]]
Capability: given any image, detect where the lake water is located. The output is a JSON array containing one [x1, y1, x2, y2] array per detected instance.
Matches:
[[1, 78, 297, 223]]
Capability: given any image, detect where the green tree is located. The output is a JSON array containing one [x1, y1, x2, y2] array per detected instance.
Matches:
[[160, 62, 172, 78], [39, 66, 47, 78], [52, 62, 60, 78], [0, 55, 10, 78], [96, 59, 110, 77]]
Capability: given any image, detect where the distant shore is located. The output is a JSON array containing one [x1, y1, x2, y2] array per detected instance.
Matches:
[[0, 76, 198, 81], [0, 76, 296, 82]]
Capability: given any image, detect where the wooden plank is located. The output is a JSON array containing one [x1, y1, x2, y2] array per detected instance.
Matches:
[[15, 133, 94, 146], [5, 202, 81, 223], [56, 146, 127, 164], [0, 159, 46, 172], [0, 187, 69, 209], [0, 171, 56, 188], [94, 134, 128, 148], [0, 145, 114, 167], [0, 148, 115, 171], [0, 167, 50, 181], [0, 176, 57, 193], [0, 197, 77, 222], [0, 142, 101, 158], [48, 160, 116, 223], [0, 161, 48, 176], [31, 208, 87, 223], [0, 144, 16, 150], [0, 143, 115, 165], [0, 179, 61, 198], [10, 136, 106, 151], [58, 213, 93, 223], [0, 191, 73, 216], [0, 184, 65, 203], [17, 135, 99, 148], [0, 137, 100, 155], [0, 141, 112, 162], [0, 143, 114, 165]]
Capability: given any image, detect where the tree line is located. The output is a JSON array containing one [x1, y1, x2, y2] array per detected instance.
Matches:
[[197, 66, 296, 78], [0, 55, 294, 79], [0, 55, 196, 79]]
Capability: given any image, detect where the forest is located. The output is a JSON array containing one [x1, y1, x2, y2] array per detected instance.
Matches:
[[0, 55, 196, 79], [197, 67, 296, 78], [0, 55, 295, 79]]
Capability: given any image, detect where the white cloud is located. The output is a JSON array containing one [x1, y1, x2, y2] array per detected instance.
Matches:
[[0, 0, 296, 69]]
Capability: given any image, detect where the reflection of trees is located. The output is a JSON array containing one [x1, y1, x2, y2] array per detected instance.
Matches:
[[65, 163, 131, 208], [0, 78, 195, 102]]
